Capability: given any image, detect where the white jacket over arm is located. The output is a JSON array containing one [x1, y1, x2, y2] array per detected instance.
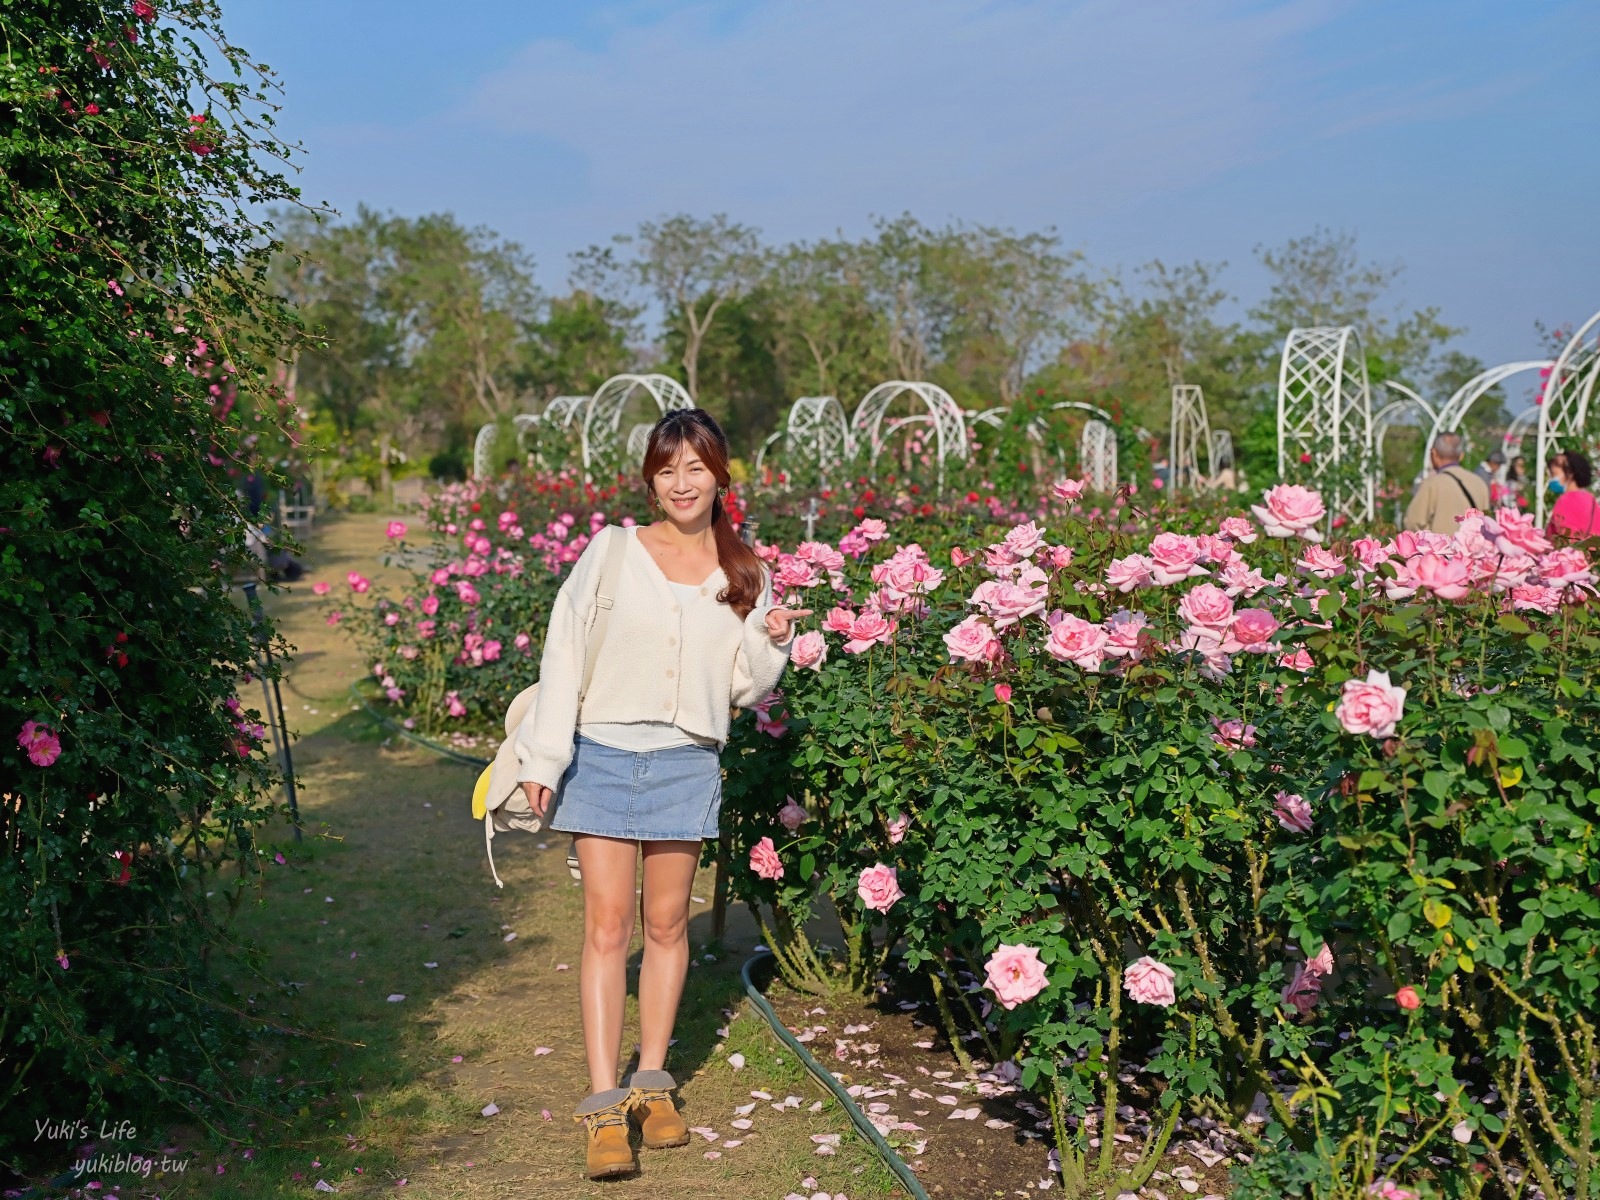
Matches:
[[514, 525, 792, 793]]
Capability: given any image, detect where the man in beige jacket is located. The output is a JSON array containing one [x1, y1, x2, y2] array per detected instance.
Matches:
[[1404, 431, 1490, 534]]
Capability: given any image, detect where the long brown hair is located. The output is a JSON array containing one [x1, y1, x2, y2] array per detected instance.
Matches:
[[640, 408, 765, 619]]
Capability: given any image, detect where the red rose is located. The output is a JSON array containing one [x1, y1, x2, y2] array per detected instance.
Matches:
[[852, 506, 865, 518], [133, 0, 157, 20], [1396, 985, 1422, 1011]]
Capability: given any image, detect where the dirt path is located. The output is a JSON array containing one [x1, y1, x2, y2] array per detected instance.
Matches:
[[176, 512, 902, 1199]]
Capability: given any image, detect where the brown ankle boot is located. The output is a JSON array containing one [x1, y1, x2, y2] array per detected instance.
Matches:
[[574, 1088, 637, 1179], [625, 1069, 690, 1149]]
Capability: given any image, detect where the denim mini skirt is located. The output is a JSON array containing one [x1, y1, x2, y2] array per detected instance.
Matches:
[[548, 734, 723, 841]]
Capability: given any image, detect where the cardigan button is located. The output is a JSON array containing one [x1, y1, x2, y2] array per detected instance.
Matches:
[[665, 668, 674, 679], [667, 635, 676, 647], [699, 586, 708, 596]]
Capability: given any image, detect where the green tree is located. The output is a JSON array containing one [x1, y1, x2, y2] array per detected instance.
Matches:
[[1, 0, 300, 1158]]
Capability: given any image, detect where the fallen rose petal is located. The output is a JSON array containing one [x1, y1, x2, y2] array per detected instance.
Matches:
[[810, 1133, 842, 1145], [540, 1109, 552, 1121], [730, 1118, 753, 1130], [534, 1047, 553, 1056], [722, 1139, 744, 1149], [689, 1126, 718, 1141], [386, 994, 406, 1003], [727, 1053, 746, 1070], [554, 963, 569, 970], [502, 932, 516, 942], [480, 1103, 499, 1117], [704, 1151, 722, 1160], [734, 1102, 756, 1115]]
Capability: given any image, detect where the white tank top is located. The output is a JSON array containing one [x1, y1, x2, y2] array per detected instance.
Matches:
[[577, 580, 719, 752]]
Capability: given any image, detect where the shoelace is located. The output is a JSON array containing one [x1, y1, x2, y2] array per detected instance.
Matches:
[[632, 1088, 672, 1109], [578, 1104, 630, 1136]]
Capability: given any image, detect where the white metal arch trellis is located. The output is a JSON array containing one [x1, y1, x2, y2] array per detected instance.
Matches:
[[1420, 361, 1551, 474], [1169, 385, 1212, 494], [625, 422, 654, 461], [752, 427, 787, 484], [1502, 405, 1541, 462], [472, 423, 498, 480], [1081, 419, 1117, 494], [1371, 381, 1437, 467], [1277, 327, 1375, 524], [850, 381, 968, 492], [1536, 308, 1600, 524], [968, 406, 1008, 430], [582, 373, 694, 477]]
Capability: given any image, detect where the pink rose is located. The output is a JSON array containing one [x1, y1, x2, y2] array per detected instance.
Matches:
[[1052, 478, 1085, 502], [790, 630, 827, 671], [416, 619, 435, 639], [1509, 584, 1562, 614], [454, 581, 481, 606], [1251, 484, 1326, 540], [1368, 1182, 1418, 1200], [1045, 544, 1074, 570], [777, 800, 808, 832], [1279, 647, 1314, 673], [1123, 956, 1176, 1007], [1217, 559, 1270, 598], [994, 683, 1012, 704], [857, 864, 904, 913], [1296, 546, 1346, 580], [1146, 533, 1208, 586], [514, 632, 532, 652], [346, 571, 370, 593], [844, 611, 895, 654], [886, 814, 910, 844], [1538, 547, 1596, 591], [1002, 520, 1047, 559], [1395, 986, 1422, 1011], [972, 579, 1047, 628], [950, 546, 974, 568], [481, 639, 501, 662], [1413, 552, 1472, 600], [1217, 516, 1256, 544], [1177, 584, 1234, 629], [1210, 717, 1257, 751], [1273, 790, 1312, 832], [1351, 537, 1391, 571], [421, 594, 439, 616], [311, 581, 330, 596], [943, 615, 1002, 664], [1104, 554, 1154, 592], [1490, 508, 1551, 556], [1337, 670, 1406, 738], [1231, 608, 1281, 652], [18, 720, 62, 767], [750, 836, 784, 880], [1043, 614, 1109, 672], [1102, 609, 1153, 661], [822, 606, 856, 634], [984, 943, 1049, 1009], [430, 567, 452, 586], [385, 521, 408, 539], [1280, 943, 1334, 1015], [444, 691, 466, 718]]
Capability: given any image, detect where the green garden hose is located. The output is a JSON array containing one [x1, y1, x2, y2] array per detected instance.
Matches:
[[740, 951, 933, 1200], [347, 682, 491, 768]]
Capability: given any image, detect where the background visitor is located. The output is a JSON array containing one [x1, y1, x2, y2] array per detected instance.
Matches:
[[1403, 431, 1489, 534], [1547, 449, 1600, 539]]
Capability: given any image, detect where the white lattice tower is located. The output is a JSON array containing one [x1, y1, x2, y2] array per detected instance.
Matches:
[[472, 423, 498, 480], [1421, 362, 1550, 474], [1081, 419, 1117, 493], [583, 373, 694, 477], [850, 381, 968, 493], [1168, 385, 1212, 494], [544, 393, 588, 430], [1536, 308, 1600, 524], [1277, 327, 1375, 524], [1210, 429, 1234, 471]]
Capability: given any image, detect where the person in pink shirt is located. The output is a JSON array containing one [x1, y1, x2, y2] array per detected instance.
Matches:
[[1548, 450, 1600, 540]]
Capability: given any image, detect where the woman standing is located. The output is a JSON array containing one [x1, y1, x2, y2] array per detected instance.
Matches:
[[515, 409, 809, 1179], [1548, 449, 1600, 539]]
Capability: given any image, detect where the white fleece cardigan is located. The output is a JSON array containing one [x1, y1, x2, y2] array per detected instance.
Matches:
[[514, 524, 792, 792]]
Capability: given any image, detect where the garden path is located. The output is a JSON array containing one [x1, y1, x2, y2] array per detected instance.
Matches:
[[181, 511, 900, 1199]]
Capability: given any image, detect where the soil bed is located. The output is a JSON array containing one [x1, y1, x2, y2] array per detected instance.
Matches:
[[758, 966, 1248, 1199]]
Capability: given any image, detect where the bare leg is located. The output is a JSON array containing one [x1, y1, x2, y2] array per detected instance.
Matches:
[[636, 840, 699, 1072], [575, 833, 640, 1094]]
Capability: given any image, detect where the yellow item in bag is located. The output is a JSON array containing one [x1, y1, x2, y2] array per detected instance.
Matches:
[[471, 763, 493, 821]]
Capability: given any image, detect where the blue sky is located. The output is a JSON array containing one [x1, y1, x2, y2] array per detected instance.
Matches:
[[229, 0, 1599, 382]]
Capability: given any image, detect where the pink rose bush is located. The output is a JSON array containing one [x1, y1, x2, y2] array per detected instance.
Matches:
[[1251, 484, 1326, 540], [856, 864, 904, 913], [749, 836, 784, 881], [1336, 670, 1406, 738]]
